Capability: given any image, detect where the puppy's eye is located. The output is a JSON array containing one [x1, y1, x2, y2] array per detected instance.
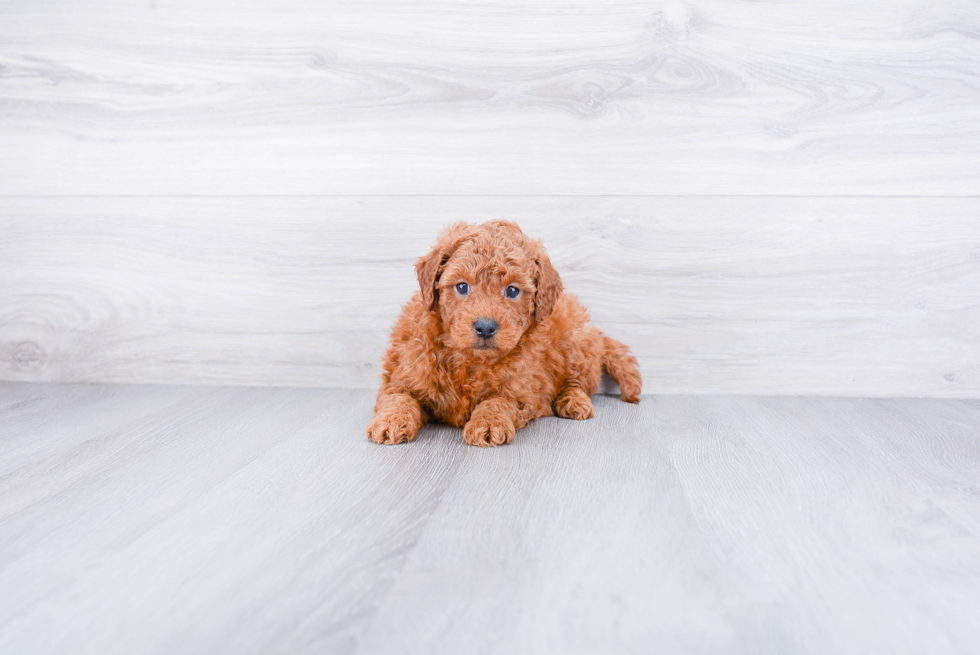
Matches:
[[455, 282, 470, 295], [505, 285, 521, 299]]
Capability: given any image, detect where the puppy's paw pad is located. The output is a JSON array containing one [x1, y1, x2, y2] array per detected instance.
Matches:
[[555, 391, 594, 420], [463, 419, 515, 447], [366, 414, 418, 445]]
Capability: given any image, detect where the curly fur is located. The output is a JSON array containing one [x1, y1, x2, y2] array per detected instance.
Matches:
[[367, 220, 642, 447]]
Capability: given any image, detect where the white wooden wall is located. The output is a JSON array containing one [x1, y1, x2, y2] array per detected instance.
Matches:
[[1, 1, 978, 397]]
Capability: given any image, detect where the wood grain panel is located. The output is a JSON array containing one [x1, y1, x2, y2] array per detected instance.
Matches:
[[1, 196, 977, 396], [1, 0, 979, 195], [1, 384, 979, 652]]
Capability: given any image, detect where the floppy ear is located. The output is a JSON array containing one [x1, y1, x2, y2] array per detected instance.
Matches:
[[415, 222, 473, 312], [486, 221, 561, 320], [415, 247, 442, 312], [534, 249, 563, 322]]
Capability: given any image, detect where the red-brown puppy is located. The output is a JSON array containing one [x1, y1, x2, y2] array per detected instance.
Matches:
[[367, 220, 642, 447]]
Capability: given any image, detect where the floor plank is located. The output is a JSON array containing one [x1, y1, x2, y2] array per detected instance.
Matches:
[[0, 385, 467, 654], [1, 383, 978, 653]]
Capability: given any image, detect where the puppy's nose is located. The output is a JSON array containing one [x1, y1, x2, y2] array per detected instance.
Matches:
[[473, 318, 498, 339]]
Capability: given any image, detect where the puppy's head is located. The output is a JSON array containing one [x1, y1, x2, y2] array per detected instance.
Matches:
[[415, 220, 562, 358]]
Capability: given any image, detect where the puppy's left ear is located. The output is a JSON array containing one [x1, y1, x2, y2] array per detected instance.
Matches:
[[534, 250, 563, 322]]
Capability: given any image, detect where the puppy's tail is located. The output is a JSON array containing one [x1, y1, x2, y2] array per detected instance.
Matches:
[[602, 335, 642, 403]]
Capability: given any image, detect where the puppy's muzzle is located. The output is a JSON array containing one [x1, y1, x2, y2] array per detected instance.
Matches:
[[473, 318, 498, 341]]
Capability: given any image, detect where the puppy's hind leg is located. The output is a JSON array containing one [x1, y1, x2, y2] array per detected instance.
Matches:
[[602, 335, 642, 403], [554, 386, 594, 420], [554, 331, 602, 420]]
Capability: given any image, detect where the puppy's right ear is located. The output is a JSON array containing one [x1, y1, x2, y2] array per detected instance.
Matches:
[[415, 222, 473, 312]]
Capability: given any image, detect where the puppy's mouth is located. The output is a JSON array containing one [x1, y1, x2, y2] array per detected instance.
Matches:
[[473, 340, 496, 351]]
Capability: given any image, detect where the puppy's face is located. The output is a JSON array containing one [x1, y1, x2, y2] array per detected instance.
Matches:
[[416, 220, 563, 361], [437, 240, 537, 358]]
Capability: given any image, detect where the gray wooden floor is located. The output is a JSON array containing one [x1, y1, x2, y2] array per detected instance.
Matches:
[[1, 383, 978, 654]]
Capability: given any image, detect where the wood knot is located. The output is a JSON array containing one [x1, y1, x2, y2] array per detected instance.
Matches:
[[4, 341, 46, 370]]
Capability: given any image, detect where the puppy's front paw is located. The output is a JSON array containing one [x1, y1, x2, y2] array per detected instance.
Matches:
[[555, 388, 594, 420], [463, 416, 515, 447], [367, 412, 419, 445]]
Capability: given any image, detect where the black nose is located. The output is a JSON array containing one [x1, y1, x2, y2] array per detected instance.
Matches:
[[473, 318, 498, 339]]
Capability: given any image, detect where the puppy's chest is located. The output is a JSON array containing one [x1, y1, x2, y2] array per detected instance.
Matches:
[[425, 361, 518, 426]]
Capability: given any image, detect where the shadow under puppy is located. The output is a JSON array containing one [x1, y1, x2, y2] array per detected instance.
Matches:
[[368, 220, 642, 447]]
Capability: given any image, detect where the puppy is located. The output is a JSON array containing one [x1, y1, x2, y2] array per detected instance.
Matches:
[[367, 220, 642, 447]]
